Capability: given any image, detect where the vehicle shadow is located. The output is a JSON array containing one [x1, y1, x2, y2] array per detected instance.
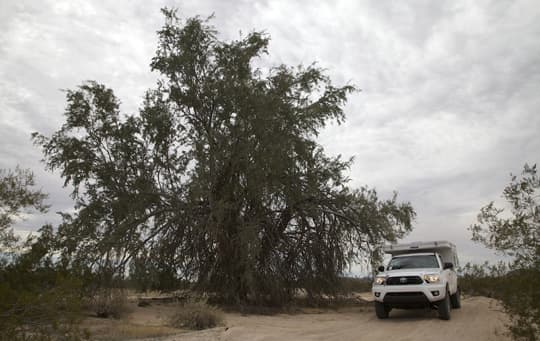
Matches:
[[384, 308, 440, 321]]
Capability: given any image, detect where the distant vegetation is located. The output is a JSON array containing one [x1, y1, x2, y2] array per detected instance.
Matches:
[[459, 261, 508, 298], [338, 276, 372, 294]]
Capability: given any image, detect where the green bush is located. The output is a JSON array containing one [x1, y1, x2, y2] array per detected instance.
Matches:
[[170, 301, 224, 330], [459, 262, 508, 297], [0, 226, 88, 340], [500, 268, 539, 341], [0, 271, 88, 340]]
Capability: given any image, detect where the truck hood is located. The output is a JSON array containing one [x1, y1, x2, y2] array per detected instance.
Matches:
[[382, 268, 441, 277]]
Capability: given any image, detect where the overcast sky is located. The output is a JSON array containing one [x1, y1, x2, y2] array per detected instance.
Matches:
[[1, 0, 539, 267]]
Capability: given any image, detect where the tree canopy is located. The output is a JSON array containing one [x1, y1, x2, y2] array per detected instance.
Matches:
[[0, 167, 48, 250], [471, 163, 539, 268], [33, 9, 414, 303], [470, 163, 539, 340]]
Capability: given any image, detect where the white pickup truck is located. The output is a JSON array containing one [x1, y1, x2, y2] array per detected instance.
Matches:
[[372, 240, 460, 320]]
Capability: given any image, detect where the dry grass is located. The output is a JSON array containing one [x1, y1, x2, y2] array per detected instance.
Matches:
[[89, 322, 179, 340], [170, 301, 224, 330], [87, 288, 133, 319]]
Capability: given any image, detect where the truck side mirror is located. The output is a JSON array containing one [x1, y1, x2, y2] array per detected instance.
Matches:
[[377, 266, 385, 272], [443, 262, 454, 270]]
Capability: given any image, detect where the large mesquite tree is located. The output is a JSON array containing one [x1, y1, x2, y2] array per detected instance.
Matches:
[[34, 9, 414, 303]]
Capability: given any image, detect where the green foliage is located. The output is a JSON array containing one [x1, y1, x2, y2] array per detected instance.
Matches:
[[33, 8, 415, 304], [470, 164, 540, 341], [470, 164, 539, 268], [503, 268, 539, 341], [0, 168, 87, 340], [0, 167, 48, 250], [128, 252, 187, 292], [169, 301, 224, 330], [458, 261, 509, 297], [0, 227, 88, 340]]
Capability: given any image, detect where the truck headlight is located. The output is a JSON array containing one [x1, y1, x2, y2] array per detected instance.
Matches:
[[423, 274, 440, 283], [374, 276, 386, 285]]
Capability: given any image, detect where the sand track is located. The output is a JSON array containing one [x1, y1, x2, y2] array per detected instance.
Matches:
[[148, 295, 509, 341]]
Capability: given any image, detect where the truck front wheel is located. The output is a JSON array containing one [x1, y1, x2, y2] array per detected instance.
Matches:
[[375, 301, 390, 319], [450, 287, 461, 309], [438, 291, 451, 320]]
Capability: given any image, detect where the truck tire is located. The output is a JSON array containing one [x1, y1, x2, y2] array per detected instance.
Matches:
[[375, 302, 389, 319], [450, 287, 461, 309], [438, 291, 451, 320]]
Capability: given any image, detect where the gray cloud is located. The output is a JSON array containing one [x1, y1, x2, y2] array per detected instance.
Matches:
[[1, 0, 539, 266]]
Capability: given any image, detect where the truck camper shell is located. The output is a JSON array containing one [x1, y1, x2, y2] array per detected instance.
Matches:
[[383, 240, 458, 267]]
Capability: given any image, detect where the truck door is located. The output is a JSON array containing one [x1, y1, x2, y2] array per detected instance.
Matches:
[[439, 254, 457, 293]]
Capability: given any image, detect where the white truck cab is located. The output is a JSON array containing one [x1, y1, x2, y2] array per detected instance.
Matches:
[[372, 240, 460, 320]]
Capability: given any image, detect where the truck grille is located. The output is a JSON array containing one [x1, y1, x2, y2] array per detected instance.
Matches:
[[385, 292, 424, 297], [386, 276, 423, 285]]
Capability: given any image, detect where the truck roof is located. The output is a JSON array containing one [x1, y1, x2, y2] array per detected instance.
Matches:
[[383, 240, 459, 266], [383, 240, 455, 254], [392, 252, 436, 258]]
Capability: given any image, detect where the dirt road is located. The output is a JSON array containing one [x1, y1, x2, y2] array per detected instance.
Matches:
[[159, 296, 510, 341]]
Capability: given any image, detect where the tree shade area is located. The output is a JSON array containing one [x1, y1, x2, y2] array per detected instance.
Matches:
[[32, 9, 415, 304]]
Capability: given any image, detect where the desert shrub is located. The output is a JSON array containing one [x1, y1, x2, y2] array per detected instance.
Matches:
[[0, 227, 89, 340], [170, 301, 224, 330], [459, 262, 540, 341], [459, 262, 508, 297], [88, 288, 131, 319], [500, 268, 539, 341], [469, 164, 540, 340], [0, 170, 87, 339], [0, 268, 88, 340]]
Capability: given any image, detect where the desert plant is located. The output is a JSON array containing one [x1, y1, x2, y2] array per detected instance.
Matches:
[[459, 262, 539, 340], [458, 262, 509, 297], [0, 167, 48, 250], [0, 274, 88, 340], [0, 170, 87, 340], [470, 163, 540, 340], [170, 301, 224, 330], [88, 288, 131, 319]]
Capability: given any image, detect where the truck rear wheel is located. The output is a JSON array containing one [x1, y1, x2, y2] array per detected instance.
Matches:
[[375, 302, 390, 319], [438, 291, 451, 320], [450, 287, 461, 309]]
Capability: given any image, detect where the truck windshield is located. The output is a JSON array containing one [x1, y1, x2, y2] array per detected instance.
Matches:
[[388, 255, 439, 270]]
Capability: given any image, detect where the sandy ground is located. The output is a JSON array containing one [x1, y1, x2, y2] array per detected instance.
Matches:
[[123, 295, 510, 341]]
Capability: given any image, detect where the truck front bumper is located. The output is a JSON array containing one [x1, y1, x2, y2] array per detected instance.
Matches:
[[372, 283, 446, 308]]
